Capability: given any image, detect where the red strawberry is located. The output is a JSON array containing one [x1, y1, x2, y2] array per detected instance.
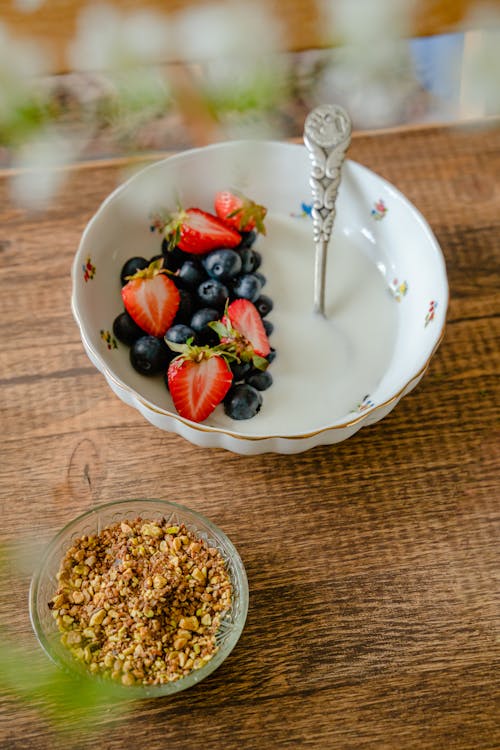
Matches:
[[167, 346, 233, 423], [121, 258, 180, 338], [159, 207, 241, 255], [214, 191, 267, 234], [223, 299, 270, 358]]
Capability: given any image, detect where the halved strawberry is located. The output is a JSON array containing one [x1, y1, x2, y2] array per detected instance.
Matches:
[[167, 345, 233, 423], [223, 298, 270, 358], [214, 191, 267, 234], [156, 207, 241, 255], [121, 258, 180, 338]]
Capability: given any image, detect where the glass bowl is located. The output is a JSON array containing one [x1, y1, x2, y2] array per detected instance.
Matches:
[[29, 498, 249, 698]]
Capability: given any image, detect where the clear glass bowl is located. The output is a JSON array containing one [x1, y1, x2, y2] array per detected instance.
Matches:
[[29, 498, 249, 698]]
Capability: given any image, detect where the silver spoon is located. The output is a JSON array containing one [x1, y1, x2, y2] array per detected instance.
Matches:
[[303, 104, 352, 317]]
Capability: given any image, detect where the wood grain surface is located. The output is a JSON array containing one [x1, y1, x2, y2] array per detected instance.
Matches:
[[1, 122, 499, 749], [1, 0, 478, 73]]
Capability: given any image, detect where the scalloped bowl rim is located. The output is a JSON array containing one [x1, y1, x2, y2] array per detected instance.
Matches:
[[71, 140, 448, 451]]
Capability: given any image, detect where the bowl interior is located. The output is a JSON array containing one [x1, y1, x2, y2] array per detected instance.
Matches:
[[72, 141, 447, 438], [30, 499, 249, 698]]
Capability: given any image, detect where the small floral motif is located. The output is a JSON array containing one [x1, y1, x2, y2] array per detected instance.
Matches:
[[371, 199, 388, 221], [389, 278, 408, 302], [100, 329, 118, 350], [82, 257, 96, 282], [291, 202, 313, 218], [351, 394, 375, 413], [425, 300, 438, 327]]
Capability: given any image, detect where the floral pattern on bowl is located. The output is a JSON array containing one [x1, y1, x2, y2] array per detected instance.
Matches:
[[371, 198, 388, 220], [389, 278, 409, 302], [71, 140, 448, 454], [82, 257, 96, 282], [425, 300, 438, 327], [100, 329, 118, 350]]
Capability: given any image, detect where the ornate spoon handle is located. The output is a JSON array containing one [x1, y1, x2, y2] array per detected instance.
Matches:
[[303, 104, 352, 316]]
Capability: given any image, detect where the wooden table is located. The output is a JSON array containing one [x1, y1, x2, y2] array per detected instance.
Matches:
[[1, 122, 499, 749]]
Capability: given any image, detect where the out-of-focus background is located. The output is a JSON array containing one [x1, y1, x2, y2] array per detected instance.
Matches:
[[1, 0, 499, 205]]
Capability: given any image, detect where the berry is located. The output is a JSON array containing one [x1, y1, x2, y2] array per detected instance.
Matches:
[[113, 311, 145, 346], [230, 360, 252, 382], [224, 298, 270, 357], [190, 307, 220, 346], [173, 288, 194, 325], [176, 259, 205, 290], [191, 307, 220, 332], [168, 345, 233, 422], [197, 279, 229, 310], [158, 208, 241, 255], [247, 370, 273, 391], [267, 347, 277, 364], [130, 336, 172, 375], [202, 248, 242, 282], [262, 319, 274, 337], [161, 243, 185, 271], [231, 273, 262, 302], [120, 257, 149, 286], [165, 324, 196, 345], [239, 247, 261, 274], [214, 191, 267, 234], [254, 271, 266, 287], [237, 230, 257, 249], [121, 258, 180, 338], [254, 294, 273, 318], [224, 384, 263, 420]]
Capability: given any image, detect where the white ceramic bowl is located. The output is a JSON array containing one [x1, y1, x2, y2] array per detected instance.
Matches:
[[72, 140, 448, 454]]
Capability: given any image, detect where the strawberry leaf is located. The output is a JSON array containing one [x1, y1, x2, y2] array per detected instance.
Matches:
[[208, 320, 231, 339], [251, 355, 269, 371]]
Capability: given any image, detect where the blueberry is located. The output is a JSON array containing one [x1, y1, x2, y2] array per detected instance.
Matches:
[[239, 248, 261, 274], [197, 279, 229, 310], [254, 294, 273, 317], [247, 370, 273, 391], [177, 259, 205, 290], [231, 273, 263, 302], [230, 361, 252, 382], [263, 319, 274, 337], [173, 289, 194, 325], [130, 336, 172, 375], [254, 271, 266, 287], [266, 347, 277, 364], [190, 307, 220, 346], [190, 307, 220, 332], [237, 230, 257, 249], [165, 324, 196, 345], [112, 311, 145, 345], [224, 384, 263, 420], [161, 242, 185, 271], [120, 256, 148, 286], [202, 249, 242, 282]]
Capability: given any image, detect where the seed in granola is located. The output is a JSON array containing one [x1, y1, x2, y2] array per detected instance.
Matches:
[[49, 517, 232, 687]]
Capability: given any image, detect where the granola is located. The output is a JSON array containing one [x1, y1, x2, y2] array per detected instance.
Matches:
[[49, 517, 232, 686]]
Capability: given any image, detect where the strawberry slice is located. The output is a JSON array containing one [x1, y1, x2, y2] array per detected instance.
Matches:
[[121, 258, 180, 338], [214, 190, 267, 234], [223, 299, 270, 358], [167, 346, 233, 423], [158, 207, 241, 255]]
